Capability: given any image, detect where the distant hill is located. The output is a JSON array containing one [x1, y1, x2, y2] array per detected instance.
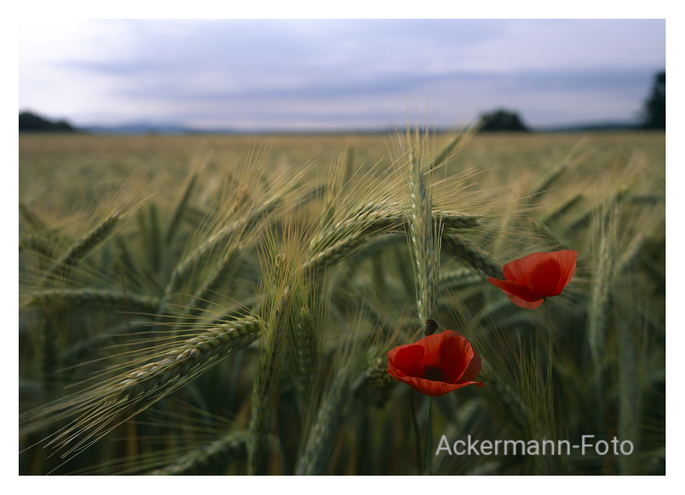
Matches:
[[534, 121, 640, 133], [84, 123, 204, 135], [19, 112, 646, 136], [19, 111, 76, 132]]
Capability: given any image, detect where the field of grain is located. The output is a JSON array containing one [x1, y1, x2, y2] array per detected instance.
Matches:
[[19, 130, 665, 475]]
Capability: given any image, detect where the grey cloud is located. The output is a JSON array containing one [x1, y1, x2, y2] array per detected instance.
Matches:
[[108, 66, 656, 103], [32, 19, 664, 129]]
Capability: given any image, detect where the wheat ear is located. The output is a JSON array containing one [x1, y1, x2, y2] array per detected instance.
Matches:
[[25, 288, 160, 314], [309, 203, 478, 268], [291, 304, 318, 395], [587, 203, 618, 372], [164, 167, 200, 245], [407, 147, 439, 334], [20, 234, 55, 258], [247, 253, 291, 474], [43, 210, 121, 281], [587, 202, 618, 437], [150, 431, 248, 475], [614, 233, 647, 276], [147, 203, 161, 273], [542, 193, 583, 226], [28, 315, 260, 462], [177, 243, 244, 324], [352, 358, 397, 407], [439, 268, 484, 292], [527, 154, 572, 202], [441, 233, 503, 279], [165, 197, 278, 297], [310, 200, 403, 252], [19, 199, 46, 231], [114, 316, 261, 402], [430, 125, 477, 172]]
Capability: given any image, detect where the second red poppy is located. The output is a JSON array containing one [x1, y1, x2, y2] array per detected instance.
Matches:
[[487, 250, 578, 309]]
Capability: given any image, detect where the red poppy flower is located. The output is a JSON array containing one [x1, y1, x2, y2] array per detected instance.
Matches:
[[487, 250, 578, 309], [387, 330, 484, 397]]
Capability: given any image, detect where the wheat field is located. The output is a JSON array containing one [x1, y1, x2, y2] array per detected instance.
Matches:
[[18, 129, 665, 475]]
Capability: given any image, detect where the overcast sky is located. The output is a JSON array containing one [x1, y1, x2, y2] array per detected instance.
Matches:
[[18, 19, 665, 131]]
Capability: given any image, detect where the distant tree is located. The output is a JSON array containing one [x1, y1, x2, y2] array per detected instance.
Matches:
[[478, 109, 529, 132], [19, 111, 75, 132], [641, 71, 665, 130]]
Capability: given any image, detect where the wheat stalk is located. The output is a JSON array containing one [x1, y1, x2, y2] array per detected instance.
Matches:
[[617, 318, 639, 474], [296, 368, 350, 475]]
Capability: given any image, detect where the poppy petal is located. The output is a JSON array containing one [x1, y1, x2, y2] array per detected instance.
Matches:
[[388, 344, 424, 378], [504, 292, 544, 309], [391, 374, 483, 397], [487, 277, 541, 302], [503, 252, 547, 284], [526, 256, 562, 298], [551, 250, 578, 296], [437, 331, 473, 383], [418, 331, 447, 367], [459, 349, 482, 383]]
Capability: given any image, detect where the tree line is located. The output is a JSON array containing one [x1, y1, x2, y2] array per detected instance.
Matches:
[[19, 70, 665, 133]]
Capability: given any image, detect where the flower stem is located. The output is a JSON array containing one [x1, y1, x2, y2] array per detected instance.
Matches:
[[544, 298, 553, 402], [409, 390, 423, 473], [424, 397, 433, 474]]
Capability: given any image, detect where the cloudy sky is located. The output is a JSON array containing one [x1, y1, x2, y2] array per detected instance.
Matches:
[[18, 19, 665, 131]]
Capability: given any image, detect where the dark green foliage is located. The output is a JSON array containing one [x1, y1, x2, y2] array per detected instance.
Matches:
[[478, 109, 529, 132], [641, 71, 665, 130], [19, 110, 76, 132]]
